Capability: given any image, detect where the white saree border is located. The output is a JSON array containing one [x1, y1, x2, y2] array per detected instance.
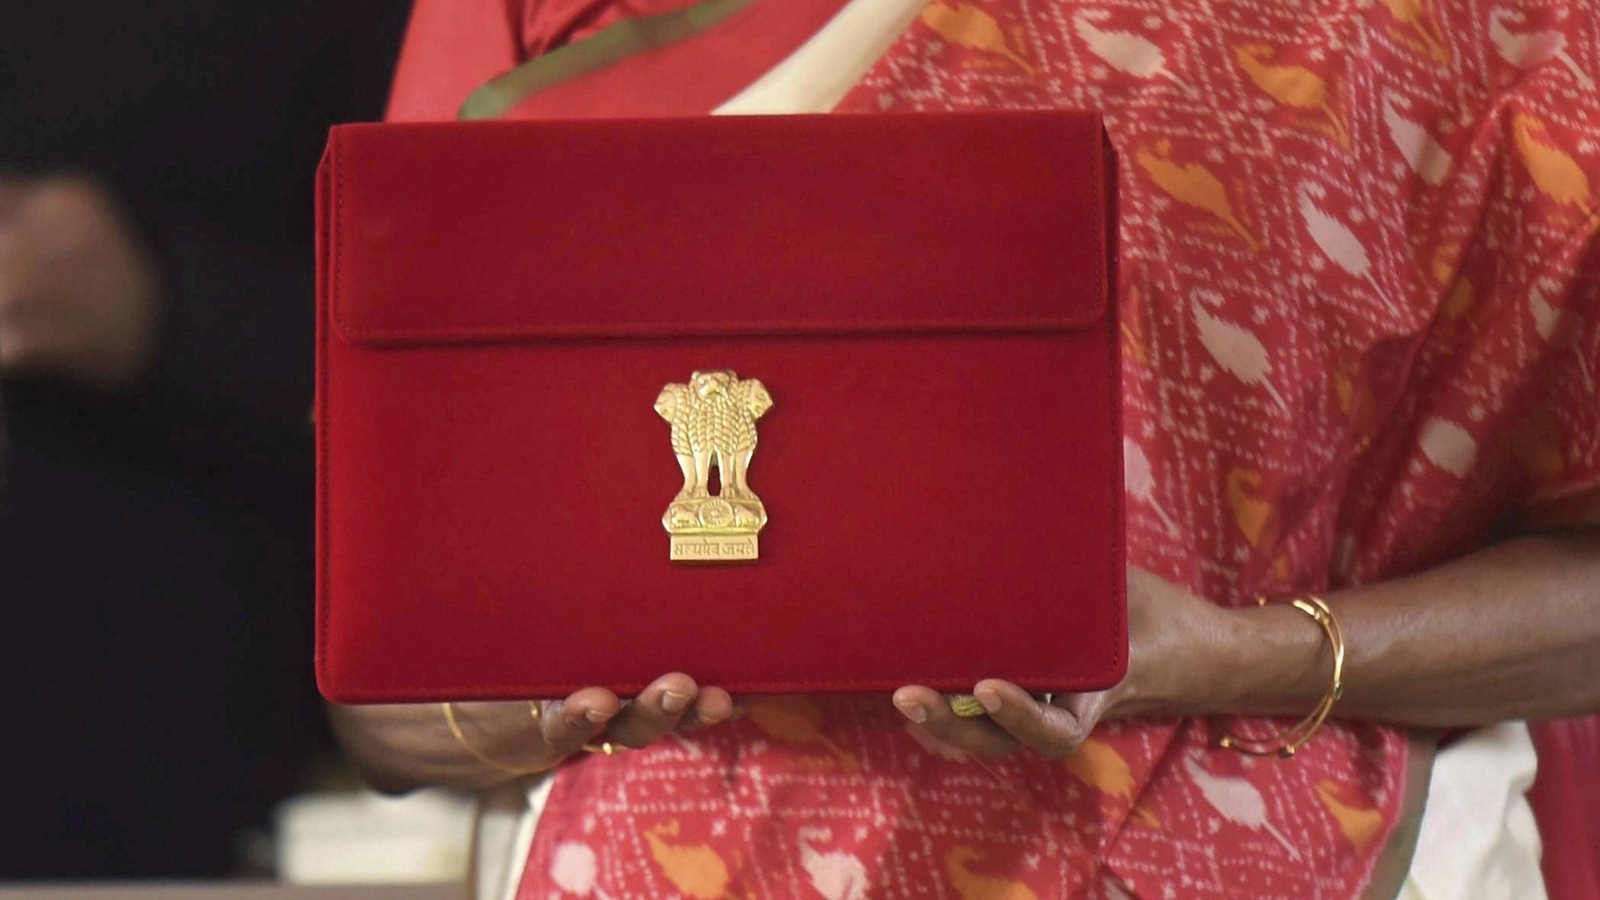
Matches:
[[713, 0, 929, 116], [1400, 722, 1546, 900], [475, 775, 552, 900]]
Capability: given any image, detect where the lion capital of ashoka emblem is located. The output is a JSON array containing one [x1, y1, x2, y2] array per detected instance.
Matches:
[[654, 370, 773, 563]]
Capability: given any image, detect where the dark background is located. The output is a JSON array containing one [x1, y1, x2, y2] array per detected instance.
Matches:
[[1, 1, 410, 877]]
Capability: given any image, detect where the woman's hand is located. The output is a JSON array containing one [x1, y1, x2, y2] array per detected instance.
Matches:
[[332, 672, 736, 792], [891, 569, 1311, 759]]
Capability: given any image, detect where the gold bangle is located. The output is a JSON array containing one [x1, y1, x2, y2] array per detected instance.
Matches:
[[1218, 594, 1346, 758], [442, 702, 559, 775], [582, 740, 626, 755]]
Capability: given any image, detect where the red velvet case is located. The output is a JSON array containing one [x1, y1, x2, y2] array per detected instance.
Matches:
[[316, 111, 1124, 702]]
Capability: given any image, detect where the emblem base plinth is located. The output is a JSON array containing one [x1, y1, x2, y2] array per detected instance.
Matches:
[[670, 534, 759, 563]]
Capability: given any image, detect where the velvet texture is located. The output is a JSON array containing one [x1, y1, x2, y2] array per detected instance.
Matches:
[[316, 111, 1124, 701]]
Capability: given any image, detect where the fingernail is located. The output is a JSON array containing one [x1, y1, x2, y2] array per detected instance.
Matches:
[[661, 690, 691, 714], [975, 688, 1002, 715], [585, 707, 614, 724], [895, 699, 928, 723]]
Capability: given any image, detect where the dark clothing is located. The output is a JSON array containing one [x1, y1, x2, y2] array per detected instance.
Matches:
[[0, 2, 408, 877]]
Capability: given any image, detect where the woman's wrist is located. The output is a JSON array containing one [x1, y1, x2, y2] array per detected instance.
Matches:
[[449, 700, 552, 772], [1215, 598, 1338, 717], [330, 702, 550, 793]]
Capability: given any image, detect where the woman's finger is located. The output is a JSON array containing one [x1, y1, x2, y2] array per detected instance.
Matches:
[[604, 673, 698, 748], [892, 685, 1019, 757], [678, 685, 736, 732], [971, 680, 1095, 760], [539, 687, 621, 759]]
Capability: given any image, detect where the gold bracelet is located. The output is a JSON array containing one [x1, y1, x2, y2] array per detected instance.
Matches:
[[442, 702, 560, 775], [1218, 594, 1346, 758]]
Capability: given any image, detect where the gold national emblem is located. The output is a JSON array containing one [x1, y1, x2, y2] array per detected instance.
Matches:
[[655, 370, 773, 562]]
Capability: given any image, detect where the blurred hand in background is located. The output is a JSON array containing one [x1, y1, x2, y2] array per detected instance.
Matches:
[[0, 177, 160, 388]]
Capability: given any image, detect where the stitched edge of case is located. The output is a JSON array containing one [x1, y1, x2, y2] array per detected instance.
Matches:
[[315, 128, 343, 699], [1095, 119, 1129, 687]]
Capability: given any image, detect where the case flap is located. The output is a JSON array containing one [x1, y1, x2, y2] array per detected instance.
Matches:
[[322, 112, 1111, 346]]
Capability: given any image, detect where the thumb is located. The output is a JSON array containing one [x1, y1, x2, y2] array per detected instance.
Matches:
[[1056, 692, 1114, 747]]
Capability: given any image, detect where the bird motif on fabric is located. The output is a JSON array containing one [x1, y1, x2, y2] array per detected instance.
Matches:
[[1378, 0, 1451, 64], [1233, 43, 1349, 147], [643, 821, 737, 899], [921, 1, 1037, 74], [747, 697, 859, 770], [1489, 9, 1595, 88], [1134, 141, 1259, 250], [1315, 781, 1385, 853], [1512, 113, 1595, 218], [1062, 737, 1161, 826], [798, 829, 869, 900]]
